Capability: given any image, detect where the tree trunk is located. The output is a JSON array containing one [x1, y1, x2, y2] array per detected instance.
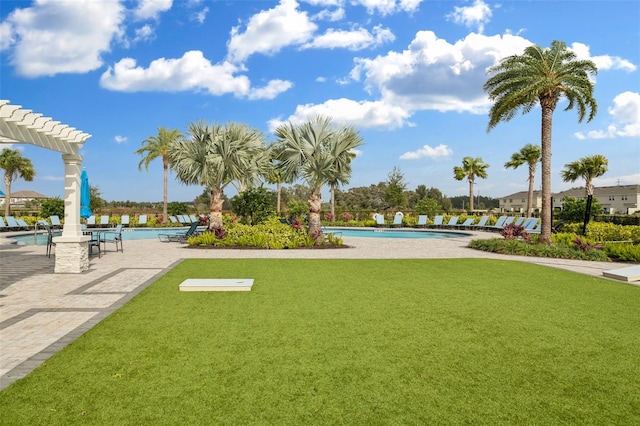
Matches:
[[468, 177, 474, 211], [4, 173, 11, 217], [209, 187, 225, 229], [527, 162, 536, 217], [162, 157, 169, 224], [276, 181, 282, 214], [582, 194, 593, 236], [308, 188, 323, 245], [539, 104, 554, 244], [330, 186, 335, 218]]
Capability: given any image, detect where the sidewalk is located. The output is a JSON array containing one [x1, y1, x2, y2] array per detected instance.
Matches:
[[0, 231, 624, 390]]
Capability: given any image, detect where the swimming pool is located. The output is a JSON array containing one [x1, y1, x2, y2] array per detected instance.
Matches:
[[7, 227, 469, 246]]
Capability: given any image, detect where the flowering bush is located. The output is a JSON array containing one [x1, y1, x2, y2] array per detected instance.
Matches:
[[342, 212, 353, 222], [500, 223, 531, 242]]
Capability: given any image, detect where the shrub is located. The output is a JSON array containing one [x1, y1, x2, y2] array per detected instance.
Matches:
[[341, 212, 353, 222], [40, 197, 65, 218], [500, 223, 530, 242], [469, 238, 610, 261], [324, 212, 335, 222], [286, 200, 308, 221], [605, 243, 640, 262], [231, 187, 275, 225]]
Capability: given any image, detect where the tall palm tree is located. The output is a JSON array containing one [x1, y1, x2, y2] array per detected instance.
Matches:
[[453, 157, 489, 211], [169, 121, 268, 228], [0, 148, 36, 217], [135, 127, 183, 223], [561, 154, 608, 234], [274, 115, 363, 244], [484, 40, 597, 243], [504, 144, 542, 216], [264, 142, 295, 214]]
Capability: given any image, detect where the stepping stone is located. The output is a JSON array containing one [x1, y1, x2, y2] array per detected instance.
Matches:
[[602, 265, 640, 282], [179, 278, 254, 291]]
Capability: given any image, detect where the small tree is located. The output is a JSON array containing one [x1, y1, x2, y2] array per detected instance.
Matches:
[[384, 166, 407, 209], [40, 196, 64, 218], [453, 157, 489, 211], [557, 197, 602, 223], [414, 198, 440, 217], [231, 186, 275, 225], [167, 202, 189, 216]]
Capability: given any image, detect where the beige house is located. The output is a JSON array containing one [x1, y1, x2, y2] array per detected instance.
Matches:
[[500, 184, 640, 214], [0, 190, 49, 208], [553, 184, 640, 214]]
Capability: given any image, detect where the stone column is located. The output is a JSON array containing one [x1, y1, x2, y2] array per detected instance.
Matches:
[[53, 153, 90, 273]]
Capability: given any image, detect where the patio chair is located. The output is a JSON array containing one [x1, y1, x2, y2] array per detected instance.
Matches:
[[485, 215, 508, 231], [121, 214, 130, 227], [374, 213, 385, 227], [101, 224, 123, 252], [5, 216, 23, 230], [390, 212, 404, 227], [138, 214, 147, 227], [416, 215, 428, 228], [158, 221, 200, 243], [81, 224, 101, 257], [49, 215, 62, 229], [444, 216, 459, 228], [99, 215, 110, 227], [86, 215, 96, 227], [430, 215, 444, 228], [452, 218, 474, 229], [471, 216, 489, 230]]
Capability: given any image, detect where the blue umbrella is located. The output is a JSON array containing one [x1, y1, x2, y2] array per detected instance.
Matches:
[[80, 169, 92, 219]]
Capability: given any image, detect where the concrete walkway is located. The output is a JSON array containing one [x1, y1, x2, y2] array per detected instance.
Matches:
[[0, 229, 629, 390]]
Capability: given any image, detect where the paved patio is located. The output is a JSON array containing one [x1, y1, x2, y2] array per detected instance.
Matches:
[[0, 229, 627, 390]]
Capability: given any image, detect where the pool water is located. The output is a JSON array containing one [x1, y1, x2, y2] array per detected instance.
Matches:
[[8, 227, 468, 246]]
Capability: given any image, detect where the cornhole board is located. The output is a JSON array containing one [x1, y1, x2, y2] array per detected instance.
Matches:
[[179, 279, 254, 291], [602, 265, 640, 283]]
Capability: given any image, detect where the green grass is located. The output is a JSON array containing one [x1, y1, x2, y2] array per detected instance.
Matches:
[[2, 259, 639, 425]]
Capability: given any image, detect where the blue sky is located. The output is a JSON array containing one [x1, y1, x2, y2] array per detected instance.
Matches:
[[2, 0, 638, 204]]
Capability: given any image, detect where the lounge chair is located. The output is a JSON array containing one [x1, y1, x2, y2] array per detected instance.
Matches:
[[49, 215, 62, 229], [0, 216, 7, 231], [16, 218, 32, 229], [444, 216, 459, 228], [101, 224, 123, 252], [522, 218, 537, 230], [86, 215, 96, 227], [513, 217, 526, 227], [485, 215, 507, 231], [416, 215, 428, 228], [189, 214, 198, 223], [391, 212, 404, 227], [121, 214, 130, 227], [168, 216, 179, 224], [471, 216, 489, 230], [99, 215, 110, 227], [374, 213, 385, 227], [430, 215, 444, 228], [452, 218, 474, 229], [5, 216, 23, 230], [138, 214, 147, 227], [158, 222, 200, 243]]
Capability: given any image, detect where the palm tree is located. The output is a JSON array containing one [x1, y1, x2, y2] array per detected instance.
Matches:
[[135, 127, 183, 224], [484, 40, 597, 243], [453, 157, 489, 211], [0, 148, 36, 217], [561, 154, 608, 234], [274, 115, 363, 244], [169, 121, 268, 228], [264, 142, 295, 215], [504, 144, 542, 216]]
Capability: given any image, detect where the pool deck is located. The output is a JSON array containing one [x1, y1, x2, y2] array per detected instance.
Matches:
[[0, 228, 633, 390]]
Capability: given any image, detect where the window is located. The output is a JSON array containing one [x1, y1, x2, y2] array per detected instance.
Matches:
[[609, 195, 615, 201], [509, 199, 513, 203], [622, 195, 628, 201]]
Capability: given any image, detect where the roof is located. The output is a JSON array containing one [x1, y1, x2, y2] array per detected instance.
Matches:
[[500, 190, 542, 199], [8, 190, 50, 199], [554, 184, 640, 198], [0, 100, 91, 154]]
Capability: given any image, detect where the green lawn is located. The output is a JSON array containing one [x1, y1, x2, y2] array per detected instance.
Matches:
[[1, 259, 639, 425]]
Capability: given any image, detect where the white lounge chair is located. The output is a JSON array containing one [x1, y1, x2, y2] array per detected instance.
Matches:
[[416, 215, 428, 228], [391, 212, 404, 227]]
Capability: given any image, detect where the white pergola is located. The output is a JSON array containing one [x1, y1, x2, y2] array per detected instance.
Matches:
[[0, 100, 92, 273]]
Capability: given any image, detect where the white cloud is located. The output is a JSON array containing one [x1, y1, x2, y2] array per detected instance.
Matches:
[[316, 76, 327, 82], [100, 51, 251, 97], [192, 7, 209, 24], [115, 135, 128, 144], [594, 173, 640, 187], [268, 98, 412, 131], [42, 175, 64, 181], [447, 0, 493, 34], [133, 0, 173, 21], [351, 148, 363, 157], [1, 0, 125, 77], [400, 144, 453, 160], [247, 79, 294, 100], [227, 0, 317, 63], [312, 7, 345, 21], [134, 24, 155, 43], [351, 31, 532, 114], [353, 0, 424, 15], [574, 91, 640, 139], [302, 24, 394, 50], [570, 42, 637, 73]]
